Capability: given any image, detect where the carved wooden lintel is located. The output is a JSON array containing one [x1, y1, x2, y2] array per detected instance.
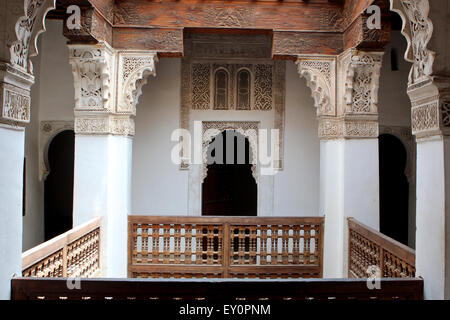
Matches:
[[113, 28, 183, 57], [273, 32, 343, 59]]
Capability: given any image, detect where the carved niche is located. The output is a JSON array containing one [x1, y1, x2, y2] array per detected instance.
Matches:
[[202, 121, 259, 183]]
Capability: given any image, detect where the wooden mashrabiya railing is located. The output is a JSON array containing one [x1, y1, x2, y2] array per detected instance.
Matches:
[[348, 218, 415, 278], [128, 216, 324, 279], [22, 217, 101, 278]]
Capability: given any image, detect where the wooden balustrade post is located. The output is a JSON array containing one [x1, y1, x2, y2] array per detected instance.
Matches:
[[62, 245, 68, 277], [222, 223, 230, 278]]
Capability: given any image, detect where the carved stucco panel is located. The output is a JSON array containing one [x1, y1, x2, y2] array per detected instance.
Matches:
[[297, 57, 336, 116], [117, 51, 158, 114], [0, 83, 30, 123]]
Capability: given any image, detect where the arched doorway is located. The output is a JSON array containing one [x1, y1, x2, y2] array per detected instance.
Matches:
[[379, 134, 409, 246], [202, 130, 257, 216], [44, 130, 75, 241]]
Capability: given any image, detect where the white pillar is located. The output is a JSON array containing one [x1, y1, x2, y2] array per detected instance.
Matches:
[[320, 137, 379, 278], [73, 134, 132, 277], [69, 43, 157, 277], [298, 50, 382, 278], [414, 136, 450, 299], [0, 125, 25, 299]]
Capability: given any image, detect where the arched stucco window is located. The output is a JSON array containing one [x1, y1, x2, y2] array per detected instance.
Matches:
[[237, 69, 251, 110], [214, 69, 229, 110]]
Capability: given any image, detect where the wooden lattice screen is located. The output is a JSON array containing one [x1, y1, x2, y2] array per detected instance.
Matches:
[[128, 216, 324, 279], [348, 218, 415, 278], [22, 218, 101, 278]]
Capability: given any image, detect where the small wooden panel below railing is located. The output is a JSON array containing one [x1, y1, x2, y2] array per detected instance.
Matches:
[[348, 218, 415, 278], [11, 277, 424, 300], [22, 218, 101, 278], [128, 216, 324, 279]]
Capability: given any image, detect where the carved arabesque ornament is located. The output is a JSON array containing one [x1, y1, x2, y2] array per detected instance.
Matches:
[[390, 0, 435, 87], [341, 50, 383, 115], [9, 0, 56, 74], [69, 44, 114, 111], [117, 52, 158, 115], [69, 44, 158, 136], [297, 57, 336, 116]]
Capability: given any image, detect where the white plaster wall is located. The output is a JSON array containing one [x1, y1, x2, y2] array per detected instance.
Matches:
[[274, 62, 319, 216], [378, 31, 412, 127], [415, 136, 448, 299], [131, 59, 320, 217], [131, 59, 189, 214], [22, 20, 74, 251]]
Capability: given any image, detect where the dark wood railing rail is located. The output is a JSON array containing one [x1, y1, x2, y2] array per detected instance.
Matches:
[[128, 216, 324, 279], [348, 218, 415, 278], [11, 277, 423, 300], [22, 217, 101, 278]]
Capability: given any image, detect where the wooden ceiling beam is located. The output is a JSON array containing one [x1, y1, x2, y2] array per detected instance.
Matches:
[[113, 0, 343, 32], [272, 31, 343, 59]]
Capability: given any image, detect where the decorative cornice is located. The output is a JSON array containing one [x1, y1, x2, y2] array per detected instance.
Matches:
[[116, 51, 158, 115], [0, 82, 30, 125], [296, 56, 336, 116], [318, 117, 379, 140]]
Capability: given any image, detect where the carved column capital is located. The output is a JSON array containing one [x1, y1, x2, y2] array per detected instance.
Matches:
[[338, 49, 383, 116], [69, 42, 116, 112], [296, 56, 336, 117], [116, 51, 158, 115], [409, 77, 450, 139]]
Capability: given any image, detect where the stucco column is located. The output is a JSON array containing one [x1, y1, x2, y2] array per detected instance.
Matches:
[[69, 43, 157, 277], [297, 49, 383, 277], [391, 0, 450, 299], [408, 80, 450, 299]]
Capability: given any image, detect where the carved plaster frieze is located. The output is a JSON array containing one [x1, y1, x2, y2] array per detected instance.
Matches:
[[117, 51, 158, 115], [0, 82, 30, 124], [390, 0, 435, 88], [202, 121, 259, 183], [75, 114, 135, 137], [318, 117, 379, 139], [8, 0, 56, 74], [69, 42, 115, 112], [296, 56, 336, 116], [339, 49, 383, 116]]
